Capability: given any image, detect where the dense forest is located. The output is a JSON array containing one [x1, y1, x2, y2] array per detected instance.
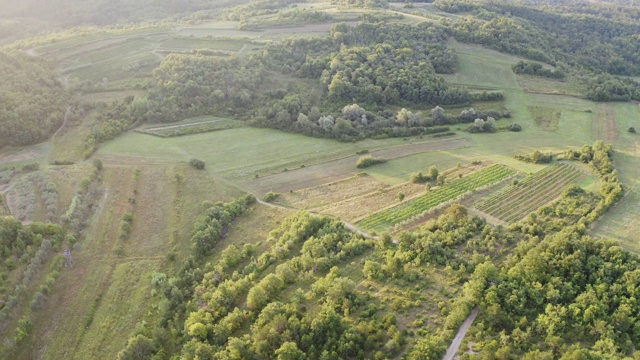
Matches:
[[436, 0, 640, 100], [0, 51, 67, 147], [121, 21, 475, 144]]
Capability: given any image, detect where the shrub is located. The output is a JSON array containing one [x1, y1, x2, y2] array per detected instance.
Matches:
[[427, 166, 439, 180], [629, 127, 636, 133], [515, 150, 553, 164], [263, 192, 279, 203], [189, 158, 205, 170], [15, 317, 32, 344], [356, 155, 387, 168], [22, 163, 39, 171], [30, 292, 46, 311], [122, 212, 134, 223], [410, 172, 429, 183]]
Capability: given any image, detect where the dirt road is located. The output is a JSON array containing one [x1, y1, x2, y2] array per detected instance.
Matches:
[[443, 306, 479, 360]]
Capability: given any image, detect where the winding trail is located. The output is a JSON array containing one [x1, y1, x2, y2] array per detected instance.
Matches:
[[52, 106, 72, 140], [443, 306, 479, 360]]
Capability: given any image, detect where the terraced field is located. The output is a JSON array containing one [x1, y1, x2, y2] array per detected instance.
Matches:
[[475, 163, 585, 223], [357, 164, 515, 231]]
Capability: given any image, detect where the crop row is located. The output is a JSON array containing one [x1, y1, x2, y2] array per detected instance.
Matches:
[[476, 163, 585, 223], [477, 164, 576, 213], [358, 164, 515, 230]]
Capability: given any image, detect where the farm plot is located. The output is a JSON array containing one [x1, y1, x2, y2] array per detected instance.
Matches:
[[136, 117, 244, 137], [475, 163, 585, 223], [357, 164, 515, 231]]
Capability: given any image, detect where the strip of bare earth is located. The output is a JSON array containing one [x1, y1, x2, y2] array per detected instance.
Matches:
[[443, 306, 479, 360]]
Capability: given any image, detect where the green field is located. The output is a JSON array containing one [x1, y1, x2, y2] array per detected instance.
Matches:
[[590, 102, 640, 253], [99, 128, 469, 182]]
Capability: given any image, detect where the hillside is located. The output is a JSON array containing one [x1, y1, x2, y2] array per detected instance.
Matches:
[[1, 0, 640, 359], [0, 51, 67, 147]]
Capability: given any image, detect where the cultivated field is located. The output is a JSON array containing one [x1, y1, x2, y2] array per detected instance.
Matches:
[[136, 116, 245, 137], [475, 163, 586, 223], [357, 164, 515, 231]]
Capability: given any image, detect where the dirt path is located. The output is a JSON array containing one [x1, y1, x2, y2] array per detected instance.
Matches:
[[52, 106, 72, 140], [443, 306, 479, 360], [469, 208, 507, 226]]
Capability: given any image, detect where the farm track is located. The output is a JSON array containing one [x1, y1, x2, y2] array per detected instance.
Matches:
[[52, 106, 72, 140], [142, 119, 225, 132], [443, 307, 479, 360]]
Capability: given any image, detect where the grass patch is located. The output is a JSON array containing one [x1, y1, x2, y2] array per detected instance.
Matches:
[[590, 102, 640, 253], [528, 106, 561, 131], [99, 128, 468, 183]]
